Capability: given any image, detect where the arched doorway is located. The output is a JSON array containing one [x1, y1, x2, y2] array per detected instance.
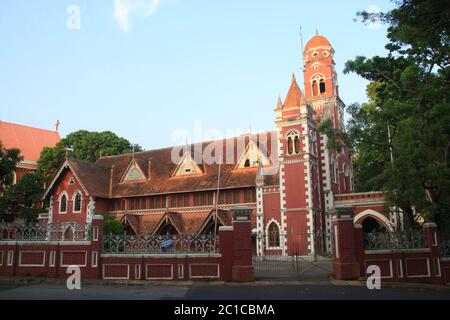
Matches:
[[362, 216, 387, 233]]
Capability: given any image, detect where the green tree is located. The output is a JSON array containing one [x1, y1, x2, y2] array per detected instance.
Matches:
[[0, 172, 46, 222], [328, 0, 450, 234], [98, 211, 125, 235], [0, 141, 22, 189], [38, 130, 142, 179]]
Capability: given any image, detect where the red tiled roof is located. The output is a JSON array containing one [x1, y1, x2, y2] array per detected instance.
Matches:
[[94, 131, 279, 198], [284, 74, 304, 107], [66, 158, 111, 197], [140, 214, 165, 234], [0, 121, 60, 162]]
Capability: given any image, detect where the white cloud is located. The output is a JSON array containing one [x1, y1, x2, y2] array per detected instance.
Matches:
[[114, 0, 161, 32]]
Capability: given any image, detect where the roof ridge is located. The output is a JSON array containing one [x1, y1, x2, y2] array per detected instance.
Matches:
[[96, 130, 276, 161], [0, 121, 60, 136]]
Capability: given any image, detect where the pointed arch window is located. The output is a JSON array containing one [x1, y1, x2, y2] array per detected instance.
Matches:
[[63, 227, 74, 241], [311, 74, 325, 97], [287, 137, 293, 155], [319, 79, 326, 94], [294, 136, 300, 154], [312, 80, 318, 96], [267, 222, 280, 248], [73, 191, 82, 213], [286, 131, 300, 155], [59, 193, 68, 214]]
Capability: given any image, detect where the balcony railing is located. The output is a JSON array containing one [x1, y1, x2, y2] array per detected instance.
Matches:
[[102, 234, 219, 254], [364, 231, 426, 250], [0, 222, 90, 241]]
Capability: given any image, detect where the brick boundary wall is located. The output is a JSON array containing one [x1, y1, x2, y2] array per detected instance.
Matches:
[[330, 207, 450, 285], [0, 212, 255, 282]]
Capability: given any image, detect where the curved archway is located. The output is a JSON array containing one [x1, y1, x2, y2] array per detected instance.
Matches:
[[354, 209, 393, 232], [361, 216, 387, 233]]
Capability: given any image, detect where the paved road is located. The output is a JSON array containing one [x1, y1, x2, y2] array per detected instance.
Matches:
[[0, 281, 449, 300]]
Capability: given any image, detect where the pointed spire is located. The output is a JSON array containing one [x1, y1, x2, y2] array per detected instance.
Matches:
[[284, 72, 304, 107], [276, 94, 283, 109]]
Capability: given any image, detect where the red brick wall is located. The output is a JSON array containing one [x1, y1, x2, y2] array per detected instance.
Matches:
[[332, 215, 448, 285], [50, 169, 89, 224], [0, 216, 255, 282]]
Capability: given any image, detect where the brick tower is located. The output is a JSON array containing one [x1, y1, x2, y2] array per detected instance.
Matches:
[[275, 74, 321, 256], [302, 31, 354, 253]]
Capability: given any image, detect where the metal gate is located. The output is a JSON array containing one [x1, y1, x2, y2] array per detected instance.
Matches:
[[252, 231, 333, 281]]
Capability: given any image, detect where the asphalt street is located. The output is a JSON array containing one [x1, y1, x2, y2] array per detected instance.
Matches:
[[0, 280, 449, 300]]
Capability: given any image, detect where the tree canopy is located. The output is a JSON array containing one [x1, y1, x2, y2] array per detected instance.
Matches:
[[0, 172, 46, 222], [0, 141, 22, 189], [328, 0, 450, 234], [38, 130, 142, 178]]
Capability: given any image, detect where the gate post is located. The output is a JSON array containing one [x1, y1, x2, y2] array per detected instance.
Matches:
[[230, 207, 255, 282], [328, 207, 360, 280], [423, 223, 442, 284]]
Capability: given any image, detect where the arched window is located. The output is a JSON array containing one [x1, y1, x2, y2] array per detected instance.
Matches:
[[287, 137, 293, 155], [319, 79, 326, 94], [294, 136, 300, 154], [311, 74, 325, 97], [59, 193, 68, 214], [63, 227, 73, 241], [73, 191, 82, 213], [312, 80, 318, 96], [286, 131, 300, 155], [267, 222, 280, 248]]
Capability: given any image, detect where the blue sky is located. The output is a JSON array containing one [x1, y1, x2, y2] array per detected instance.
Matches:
[[0, 0, 394, 150]]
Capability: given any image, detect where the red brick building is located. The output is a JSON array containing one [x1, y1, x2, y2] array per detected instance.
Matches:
[[0, 121, 60, 185], [41, 33, 399, 257]]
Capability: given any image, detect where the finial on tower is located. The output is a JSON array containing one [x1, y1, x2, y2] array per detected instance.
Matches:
[[292, 73, 296, 82], [315, 29, 319, 35], [55, 120, 60, 132], [276, 94, 283, 109]]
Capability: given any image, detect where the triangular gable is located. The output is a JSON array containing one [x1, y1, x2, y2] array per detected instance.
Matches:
[[198, 209, 232, 235], [121, 158, 146, 182], [235, 140, 271, 170], [41, 159, 90, 200], [152, 212, 183, 235], [121, 214, 139, 235], [172, 149, 203, 177]]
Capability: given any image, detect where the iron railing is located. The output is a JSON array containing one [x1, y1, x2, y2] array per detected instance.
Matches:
[[102, 234, 219, 254], [440, 240, 450, 257], [0, 222, 90, 241], [364, 231, 426, 250]]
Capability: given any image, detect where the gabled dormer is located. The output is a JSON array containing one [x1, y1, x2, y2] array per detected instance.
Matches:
[[172, 149, 203, 177], [235, 139, 271, 170], [121, 158, 146, 182]]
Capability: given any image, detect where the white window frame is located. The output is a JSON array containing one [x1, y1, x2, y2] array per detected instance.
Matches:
[[72, 190, 83, 214], [286, 130, 301, 155], [58, 191, 69, 214], [265, 220, 282, 250]]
